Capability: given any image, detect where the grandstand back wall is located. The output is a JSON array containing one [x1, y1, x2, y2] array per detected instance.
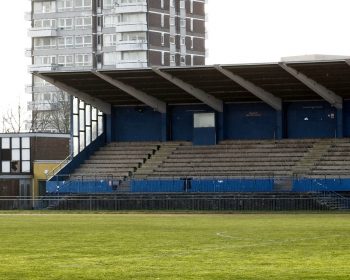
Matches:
[[108, 100, 349, 142]]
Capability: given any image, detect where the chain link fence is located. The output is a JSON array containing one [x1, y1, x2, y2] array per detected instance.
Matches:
[[0, 193, 349, 211]]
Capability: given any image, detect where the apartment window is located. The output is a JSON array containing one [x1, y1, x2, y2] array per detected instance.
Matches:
[[180, 56, 185, 64], [33, 1, 56, 14], [58, 36, 74, 48], [104, 52, 118, 65], [75, 0, 92, 9], [75, 35, 92, 47], [43, 93, 53, 101], [104, 34, 117, 46], [58, 18, 73, 30], [119, 0, 146, 4], [58, 55, 74, 67], [34, 38, 57, 50], [170, 54, 175, 63], [180, 19, 186, 28], [75, 54, 92, 66], [161, 14, 164, 28], [34, 19, 56, 29], [161, 33, 165, 46], [180, 0, 185, 9], [181, 37, 185, 45], [97, 16, 103, 28], [161, 52, 165, 65], [34, 56, 57, 65], [103, 0, 114, 8], [121, 51, 146, 61], [118, 13, 146, 24], [75, 17, 92, 29], [57, 0, 73, 11], [121, 32, 146, 41], [170, 36, 175, 44], [34, 20, 42, 28], [104, 15, 118, 27]]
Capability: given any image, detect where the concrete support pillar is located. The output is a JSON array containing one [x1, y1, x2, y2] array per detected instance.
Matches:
[[161, 112, 169, 142], [337, 108, 343, 138], [276, 110, 284, 139], [217, 110, 224, 143], [105, 114, 113, 143], [69, 95, 74, 156]]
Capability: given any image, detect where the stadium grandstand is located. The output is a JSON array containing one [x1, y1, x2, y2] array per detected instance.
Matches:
[[31, 57, 350, 210]]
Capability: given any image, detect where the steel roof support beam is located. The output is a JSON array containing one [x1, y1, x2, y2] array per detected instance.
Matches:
[[279, 62, 343, 109], [215, 65, 282, 111], [92, 71, 167, 114], [35, 73, 111, 114], [152, 67, 223, 112]]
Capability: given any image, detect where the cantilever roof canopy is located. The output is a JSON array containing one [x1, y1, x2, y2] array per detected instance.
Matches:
[[34, 60, 350, 112]]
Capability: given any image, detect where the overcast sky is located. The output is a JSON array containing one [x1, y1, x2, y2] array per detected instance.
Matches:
[[0, 0, 350, 123]]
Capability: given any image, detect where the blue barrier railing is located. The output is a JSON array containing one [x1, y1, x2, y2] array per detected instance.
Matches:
[[292, 178, 350, 192], [46, 175, 350, 195], [130, 178, 274, 193], [46, 174, 117, 194]]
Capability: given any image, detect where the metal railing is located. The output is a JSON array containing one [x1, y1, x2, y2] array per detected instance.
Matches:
[[46, 154, 73, 181], [0, 194, 349, 211], [45, 174, 350, 191]]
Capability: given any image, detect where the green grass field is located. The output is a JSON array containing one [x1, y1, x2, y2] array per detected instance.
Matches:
[[0, 213, 349, 280]]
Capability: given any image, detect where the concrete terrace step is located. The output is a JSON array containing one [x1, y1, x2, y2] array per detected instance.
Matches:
[[65, 139, 350, 180], [90, 154, 149, 160], [154, 166, 294, 172], [160, 162, 296, 167], [72, 170, 130, 176], [86, 159, 145, 164], [81, 163, 139, 168], [174, 148, 310, 154], [168, 153, 306, 158], [163, 157, 300, 163], [133, 142, 183, 179], [150, 171, 291, 177], [94, 151, 154, 156]]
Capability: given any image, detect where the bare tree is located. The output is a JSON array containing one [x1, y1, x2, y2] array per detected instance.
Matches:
[[2, 101, 25, 133], [30, 91, 70, 133]]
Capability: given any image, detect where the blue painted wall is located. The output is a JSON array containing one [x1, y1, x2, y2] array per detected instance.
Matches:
[[170, 105, 213, 141], [293, 178, 350, 192], [131, 179, 184, 192], [114, 106, 162, 141], [47, 180, 113, 194], [130, 179, 274, 193], [110, 102, 344, 142], [286, 101, 337, 138], [224, 103, 277, 139], [193, 127, 216, 145], [342, 101, 350, 137]]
